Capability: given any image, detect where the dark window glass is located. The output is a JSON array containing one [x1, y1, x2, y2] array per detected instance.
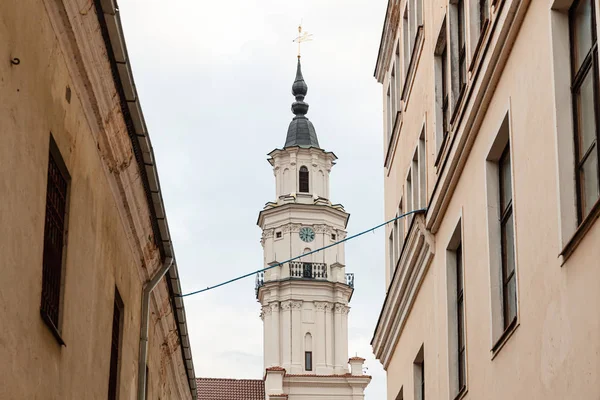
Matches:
[[420, 360, 425, 400], [41, 148, 68, 334], [299, 166, 309, 193], [456, 244, 466, 392], [441, 45, 449, 138], [499, 146, 517, 328], [480, 0, 489, 31], [305, 351, 313, 371], [108, 294, 123, 400], [570, 0, 599, 221], [458, 0, 467, 90]]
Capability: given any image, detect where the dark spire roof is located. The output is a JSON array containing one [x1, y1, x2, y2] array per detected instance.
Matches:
[[284, 58, 320, 149]]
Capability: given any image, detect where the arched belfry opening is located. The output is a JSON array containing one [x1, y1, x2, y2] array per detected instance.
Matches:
[[299, 166, 309, 193]]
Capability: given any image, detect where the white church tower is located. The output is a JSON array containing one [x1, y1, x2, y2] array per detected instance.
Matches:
[[256, 58, 371, 400]]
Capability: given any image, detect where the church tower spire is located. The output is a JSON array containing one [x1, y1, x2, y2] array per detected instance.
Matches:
[[284, 59, 320, 149], [256, 56, 371, 400]]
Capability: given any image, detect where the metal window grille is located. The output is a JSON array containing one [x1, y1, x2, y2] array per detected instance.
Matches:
[[108, 296, 122, 400], [41, 152, 68, 331]]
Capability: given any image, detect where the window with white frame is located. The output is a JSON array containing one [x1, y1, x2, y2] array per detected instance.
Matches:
[[569, 0, 599, 222], [434, 19, 449, 159], [446, 221, 466, 397], [485, 113, 518, 349], [418, 129, 427, 207]]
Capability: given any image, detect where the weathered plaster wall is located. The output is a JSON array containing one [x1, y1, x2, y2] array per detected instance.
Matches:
[[0, 0, 191, 398]]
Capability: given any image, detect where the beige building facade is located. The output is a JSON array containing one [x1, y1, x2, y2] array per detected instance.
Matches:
[[372, 0, 600, 398], [0, 0, 195, 399]]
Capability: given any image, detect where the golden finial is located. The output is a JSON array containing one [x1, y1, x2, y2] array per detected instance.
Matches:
[[293, 23, 313, 59]]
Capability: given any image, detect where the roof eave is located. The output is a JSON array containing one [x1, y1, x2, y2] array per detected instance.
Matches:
[[94, 2, 197, 398]]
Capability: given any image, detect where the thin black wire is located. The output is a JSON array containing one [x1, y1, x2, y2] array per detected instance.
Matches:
[[179, 208, 426, 297]]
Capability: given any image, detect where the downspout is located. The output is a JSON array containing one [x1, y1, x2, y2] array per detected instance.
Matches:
[[138, 257, 174, 400]]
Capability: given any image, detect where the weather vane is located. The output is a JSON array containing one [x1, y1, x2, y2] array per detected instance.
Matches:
[[293, 23, 313, 59]]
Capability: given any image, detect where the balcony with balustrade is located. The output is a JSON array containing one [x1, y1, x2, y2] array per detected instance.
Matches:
[[255, 262, 355, 297]]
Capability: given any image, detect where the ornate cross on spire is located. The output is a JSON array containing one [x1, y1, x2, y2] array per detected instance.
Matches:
[[293, 24, 313, 59]]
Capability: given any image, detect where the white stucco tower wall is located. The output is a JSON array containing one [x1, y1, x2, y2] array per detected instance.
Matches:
[[256, 58, 370, 400]]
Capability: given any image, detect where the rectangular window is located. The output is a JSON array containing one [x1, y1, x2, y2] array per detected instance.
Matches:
[[570, 0, 600, 222], [458, 0, 467, 90], [387, 85, 393, 142], [407, 169, 413, 226], [418, 130, 427, 207], [450, 0, 466, 113], [403, 6, 410, 79], [396, 43, 402, 108], [447, 221, 466, 396], [398, 200, 405, 254], [486, 114, 518, 348], [434, 20, 449, 158], [412, 153, 419, 211], [305, 351, 313, 371], [480, 0, 490, 32], [396, 387, 404, 400], [41, 138, 70, 343], [108, 291, 123, 400], [456, 243, 466, 392], [499, 146, 517, 329], [414, 346, 425, 400], [391, 66, 397, 118], [389, 231, 395, 280]]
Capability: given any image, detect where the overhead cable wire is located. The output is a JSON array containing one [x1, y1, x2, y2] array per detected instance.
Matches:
[[179, 208, 426, 298]]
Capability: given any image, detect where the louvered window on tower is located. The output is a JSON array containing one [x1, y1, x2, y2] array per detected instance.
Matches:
[[40, 137, 69, 344], [299, 166, 309, 192]]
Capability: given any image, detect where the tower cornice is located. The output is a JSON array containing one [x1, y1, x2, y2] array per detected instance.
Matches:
[[257, 202, 350, 228]]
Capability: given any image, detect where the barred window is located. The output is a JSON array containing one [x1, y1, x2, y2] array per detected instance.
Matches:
[[108, 291, 123, 400], [40, 139, 69, 343]]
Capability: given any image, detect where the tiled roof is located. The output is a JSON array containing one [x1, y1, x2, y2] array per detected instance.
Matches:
[[196, 378, 264, 400], [349, 356, 366, 361]]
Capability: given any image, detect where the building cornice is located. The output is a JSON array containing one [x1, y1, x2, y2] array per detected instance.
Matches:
[[374, 0, 401, 82], [257, 279, 354, 305], [426, 0, 529, 234], [257, 203, 350, 228], [371, 213, 434, 369]]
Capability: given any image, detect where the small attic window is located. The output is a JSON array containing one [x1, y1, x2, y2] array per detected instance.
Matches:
[[276, 231, 282, 239], [331, 233, 337, 241], [299, 166, 309, 193]]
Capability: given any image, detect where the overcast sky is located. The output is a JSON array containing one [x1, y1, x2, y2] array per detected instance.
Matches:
[[118, 0, 388, 398]]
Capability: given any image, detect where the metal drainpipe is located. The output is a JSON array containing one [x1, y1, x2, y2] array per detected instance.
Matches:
[[137, 257, 174, 400]]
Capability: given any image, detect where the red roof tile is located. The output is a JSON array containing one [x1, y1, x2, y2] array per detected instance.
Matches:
[[196, 378, 265, 400]]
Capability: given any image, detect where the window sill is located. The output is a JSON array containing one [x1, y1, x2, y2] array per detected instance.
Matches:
[[560, 197, 600, 262], [491, 317, 518, 359], [40, 309, 66, 346]]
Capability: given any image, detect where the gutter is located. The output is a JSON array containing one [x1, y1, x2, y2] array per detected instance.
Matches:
[[138, 257, 173, 400], [93, 1, 197, 398]]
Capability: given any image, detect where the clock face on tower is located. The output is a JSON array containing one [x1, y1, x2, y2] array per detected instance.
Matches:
[[299, 227, 315, 242]]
